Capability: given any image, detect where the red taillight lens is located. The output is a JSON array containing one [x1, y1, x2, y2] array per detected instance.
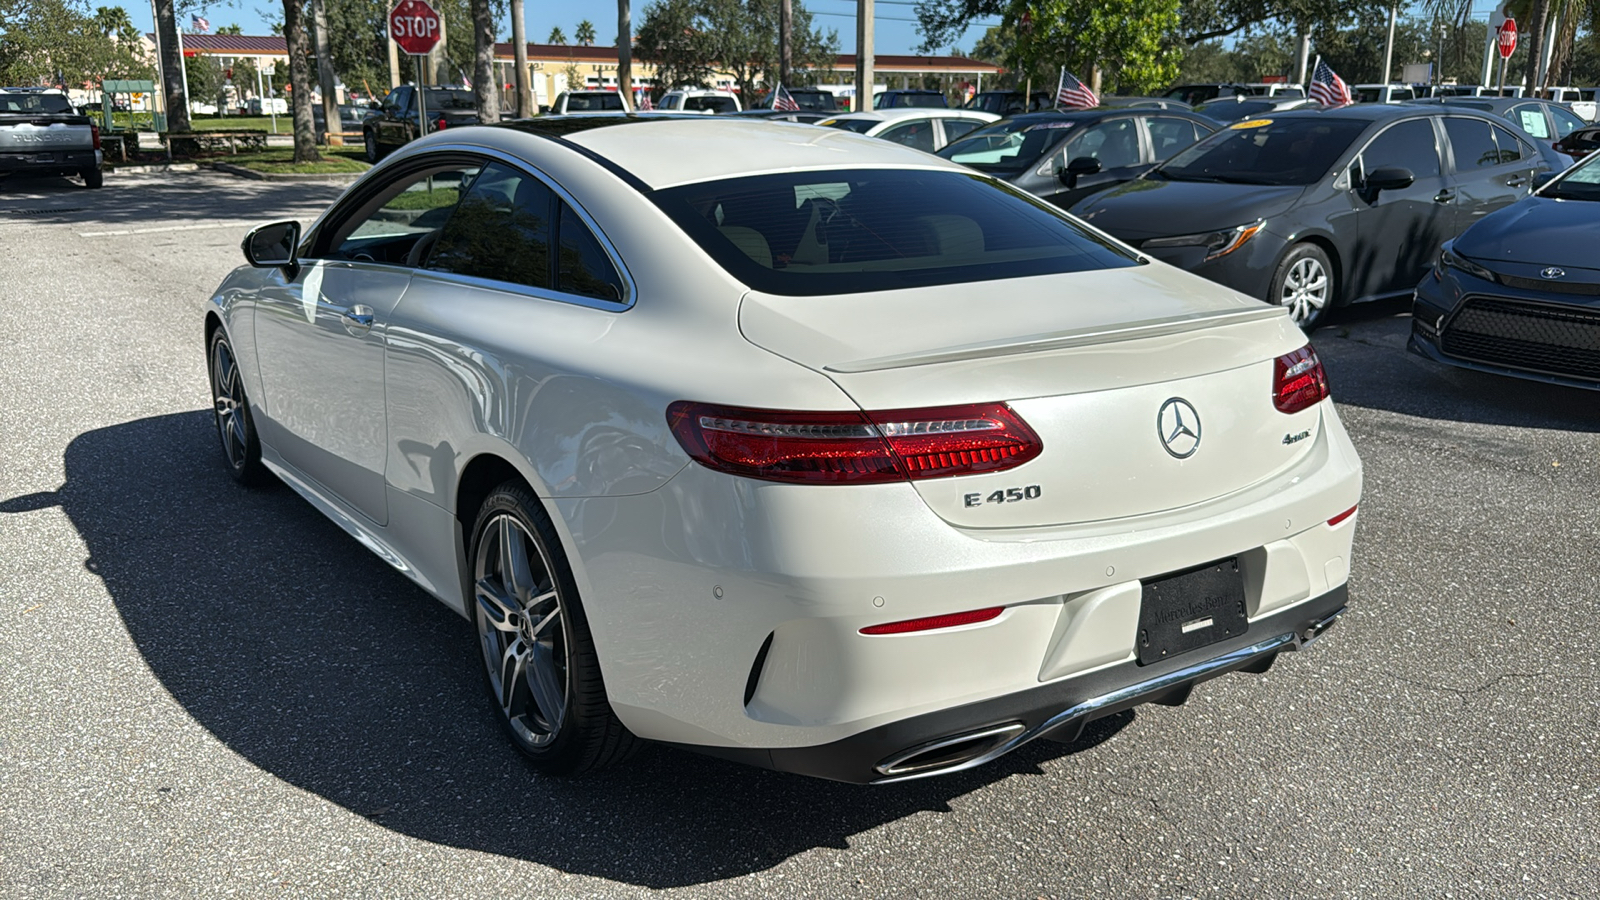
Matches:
[[436, 117, 448, 130], [665, 401, 1042, 484], [1327, 504, 1357, 527], [860, 606, 1004, 635], [91, 122, 100, 150], [1272, 345, 1329, 414]]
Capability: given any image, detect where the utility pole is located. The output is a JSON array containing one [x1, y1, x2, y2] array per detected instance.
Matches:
[[388, 27, 401, 89], [779, 0, 792, 89], [1297, 28, 1311, 84], [854, 0, 874, 111], [511, 0, 531, 116], [1382, 5, 1397, 84], [312, 0, 341, 144]]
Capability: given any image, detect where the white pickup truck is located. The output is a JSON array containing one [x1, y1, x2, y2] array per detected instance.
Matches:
[[0, 88, 102, 187]]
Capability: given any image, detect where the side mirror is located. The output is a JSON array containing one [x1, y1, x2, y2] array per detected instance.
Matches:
[[1059, 156, 1102, 187], [1364, 165, 1414, 192], [242, 220, 300, 269], [367, 100, 381, 109], [1533, 170, 1557, 189]]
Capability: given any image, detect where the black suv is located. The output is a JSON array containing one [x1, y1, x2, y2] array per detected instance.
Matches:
[[873, 90, 947, 110]]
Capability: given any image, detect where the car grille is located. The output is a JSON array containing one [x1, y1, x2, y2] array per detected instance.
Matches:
[[1441, 297, 1600, 381], [1493, 273, 1600, 295]]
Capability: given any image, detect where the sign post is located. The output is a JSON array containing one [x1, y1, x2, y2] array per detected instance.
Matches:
[[390, 0, 443, 138], [1496, 18, 1517, 96]]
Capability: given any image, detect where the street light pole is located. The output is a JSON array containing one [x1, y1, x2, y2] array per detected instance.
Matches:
[[854, 0, 873, 112]]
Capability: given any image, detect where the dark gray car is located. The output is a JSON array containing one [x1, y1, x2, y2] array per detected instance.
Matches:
[[1072, 105, 1547, 330], [1407, 97, 1587, 170]]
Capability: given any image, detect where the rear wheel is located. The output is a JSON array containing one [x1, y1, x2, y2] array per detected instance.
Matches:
[[80, 167, 103, 189], [469, 483, 637, 775], [1270, 243, 1334, 331], [207, 328, 268, 485], [363, 131, 381, 163]]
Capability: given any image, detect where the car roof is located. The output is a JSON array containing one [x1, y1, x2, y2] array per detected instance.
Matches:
[[1408, 97, 1536, 111], [825, 108, 997, 123], [1263, 104, 1462, 122], [494, 115, 968, 189]]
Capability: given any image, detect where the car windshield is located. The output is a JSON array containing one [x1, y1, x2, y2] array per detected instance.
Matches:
[[651, 169, 1140, 296], [564, 92, 624, 111], [1194, 99, 1278, 121], [0, 93, 73, 114], [820, 118, 877, 133], [1542, 152, 1600, 201], [424, 90, 476, 110], [788, 91, 835, 111], [1155, 117, 1368, 185], [936, 119, 1074, 173]]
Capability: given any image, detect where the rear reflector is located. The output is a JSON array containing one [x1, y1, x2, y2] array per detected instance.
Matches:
[[1273, 345, 1330, 414], [666, 401, 1042, 484], [860, 607, 1004, 635], [1327, 505, 1357, 527]]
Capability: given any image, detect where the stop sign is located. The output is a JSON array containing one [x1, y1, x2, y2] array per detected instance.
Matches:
[[1497, 19, 1518, 59], [390, 0, 442, 56]]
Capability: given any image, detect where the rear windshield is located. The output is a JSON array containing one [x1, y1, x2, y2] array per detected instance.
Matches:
[[884, 93, 947, 108], [423, 90, 476, 110], [651, 169, 1140, 296], [0, 93, 73, 114], [565, 92, 625, 111], [1156, 117, 1368, 186], [684, 96, 737, 113]]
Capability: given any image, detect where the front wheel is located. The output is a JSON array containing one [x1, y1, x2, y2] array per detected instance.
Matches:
[[1270, 243, 1335, 331], [207, 328, 268, 485], [469, 483, 638, 775]]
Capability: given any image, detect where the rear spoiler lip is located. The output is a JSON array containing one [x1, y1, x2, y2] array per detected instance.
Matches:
[[823, 304, 1289, 374]]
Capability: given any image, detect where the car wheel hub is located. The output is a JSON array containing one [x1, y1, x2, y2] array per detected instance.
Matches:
[[1281, 257, 1329, 325], [474, 513, 567, 748]]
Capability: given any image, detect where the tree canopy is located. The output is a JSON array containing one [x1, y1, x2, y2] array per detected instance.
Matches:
[[0, 0, 151, 86], [634, 0, 838, 96]]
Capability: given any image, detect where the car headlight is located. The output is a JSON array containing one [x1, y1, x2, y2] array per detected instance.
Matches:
[[1435, 244, 1495, 283], [1142, 220, 1264, 261]]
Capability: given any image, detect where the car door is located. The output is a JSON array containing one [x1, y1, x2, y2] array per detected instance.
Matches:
[[1441, 115, 1540, 234], [877, 118, 938, 153], [1143, 116, 1211, 164], [1345, 117, 1454, 300], [1045, 116, 1145, 208], [251, 159, 481, 523], [380, 86, 409, 149]]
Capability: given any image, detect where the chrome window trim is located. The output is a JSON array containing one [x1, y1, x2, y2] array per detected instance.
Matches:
[[315, 142, 639, 312]]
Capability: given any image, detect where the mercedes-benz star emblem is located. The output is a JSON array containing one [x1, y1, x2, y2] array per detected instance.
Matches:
[[1157, 398, 1202, 459], [1541, 267, 1567, 280]]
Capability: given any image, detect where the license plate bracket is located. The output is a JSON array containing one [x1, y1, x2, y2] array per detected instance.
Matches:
[[1136, 558, 1248, 666]]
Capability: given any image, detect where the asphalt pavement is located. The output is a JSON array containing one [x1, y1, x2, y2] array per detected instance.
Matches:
[[1, 171, 1596, 898]]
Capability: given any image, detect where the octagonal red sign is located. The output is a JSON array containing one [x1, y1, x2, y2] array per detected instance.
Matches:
[[390, 0, 442, 56]]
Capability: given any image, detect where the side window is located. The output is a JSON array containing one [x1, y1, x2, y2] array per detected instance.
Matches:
[[557, 205, 626, 302], [322, 164, 479, 264], [426, 161, 554, 289], [1552, 106, 1585, 138], [1489, 123, 1529, 163], [880, 120, 937, 152], [1066, 118, 1140, 169], [941, 118, 985, 142], [1358, 119, 1442, 180], [1146, 117, 1202, 162], [1443, 117, 1505, 171], [384, 87, 407, 112], [1508, 105, 1550, 139]]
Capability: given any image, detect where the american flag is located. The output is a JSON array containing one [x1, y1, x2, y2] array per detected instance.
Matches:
[[771, 84, 800, 112], [190, 14, 210, 32], [638, 90, 653, 111], [1055, 69, 1097, 110], [1309, 59, 1352, 108]]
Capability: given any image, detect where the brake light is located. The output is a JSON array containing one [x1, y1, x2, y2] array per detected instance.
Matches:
[[90, 122, 100, 150], [860, 606, 1004, 635], [436, 117, 448, 130], [1272, 345, 1329, 414], [665, 401, 1043, 484]]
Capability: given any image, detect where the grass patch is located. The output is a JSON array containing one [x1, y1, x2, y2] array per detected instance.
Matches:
[[207, 146, 371, 175]]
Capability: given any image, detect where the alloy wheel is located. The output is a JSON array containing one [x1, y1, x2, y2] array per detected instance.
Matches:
[[209, 338, 248, 472], [1279, 256, 1330, 328], [474, 513, 568, 747]]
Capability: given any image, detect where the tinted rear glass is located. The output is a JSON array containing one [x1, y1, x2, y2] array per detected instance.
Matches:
[[0, 93, 73, 114], [651, 169, 1140, 296], [424, 90, 476, 110], [685, 96, 737, 113], [821, 118, 877, 133], [1157, 117, 1368, 185], [566, 92, 624, 111]]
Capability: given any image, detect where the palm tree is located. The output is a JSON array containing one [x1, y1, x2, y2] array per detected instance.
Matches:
[[93, 6, 137, 42], [280, 0, 318, 162], [470, 0, 501, 123], [548, 26, 567, 44], [576, 19, 597, 45], [616, 1, 633, 105]]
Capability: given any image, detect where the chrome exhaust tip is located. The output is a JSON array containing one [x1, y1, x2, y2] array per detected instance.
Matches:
[[874, 722, 1026, 778]]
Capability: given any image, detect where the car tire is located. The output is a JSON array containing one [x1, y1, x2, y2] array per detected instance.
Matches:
[[80, 166, 103, 189], [1270, 243, 1335, 331], [364, 131, 381, 163], [206, 328, 269, 486], [469, 482, 638, 775]]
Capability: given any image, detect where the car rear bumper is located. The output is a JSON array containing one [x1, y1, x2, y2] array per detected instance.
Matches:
[[0, 148, 100, 176], [671, 584, 1347, 783]]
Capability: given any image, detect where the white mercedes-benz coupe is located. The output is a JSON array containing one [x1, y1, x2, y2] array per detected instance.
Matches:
[[206, 116, 1361, 783]]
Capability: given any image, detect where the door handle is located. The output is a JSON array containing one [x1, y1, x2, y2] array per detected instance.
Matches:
[[1506, 176, 1528, 188], [1433, 189, 1456, 203], [340, 305, 375, 336]]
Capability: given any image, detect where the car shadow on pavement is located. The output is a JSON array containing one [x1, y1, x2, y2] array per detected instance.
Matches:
[[1315, 300, 1600, 434], [0, 171, 347, 227], [18, 410, 1132, 887]]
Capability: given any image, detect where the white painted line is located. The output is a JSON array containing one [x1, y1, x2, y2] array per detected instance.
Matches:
[[76, 221, 259, 237]]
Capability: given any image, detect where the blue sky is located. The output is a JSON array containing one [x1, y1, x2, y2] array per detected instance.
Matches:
[[128, 1, 1005, 58]]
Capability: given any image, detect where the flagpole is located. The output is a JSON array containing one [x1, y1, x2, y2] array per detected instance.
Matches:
[[1053, 67, 1064, 110], [772, 82, 780, 110]]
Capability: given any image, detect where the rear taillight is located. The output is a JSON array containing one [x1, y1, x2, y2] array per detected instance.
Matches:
[[436, 117, 448, 130], [90, 122, 100, 150], [860, 606, 1004, 635], [1272, 345, 1329, 414], [665, 401, 1043, 484]]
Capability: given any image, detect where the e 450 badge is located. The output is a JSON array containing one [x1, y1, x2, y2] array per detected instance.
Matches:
[[964, 485, 1043, 507]]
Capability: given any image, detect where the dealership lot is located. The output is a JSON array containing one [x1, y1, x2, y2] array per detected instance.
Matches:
[[2, 172, 1597, 896]]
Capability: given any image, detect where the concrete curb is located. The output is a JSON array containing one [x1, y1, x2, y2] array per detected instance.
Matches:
[[209, 162, 364, 184], [106, 163, 200, 175]]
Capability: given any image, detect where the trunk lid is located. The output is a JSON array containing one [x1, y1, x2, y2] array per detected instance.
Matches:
[[739, 265, 1321, 528], [0, 115, 93, 153]]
